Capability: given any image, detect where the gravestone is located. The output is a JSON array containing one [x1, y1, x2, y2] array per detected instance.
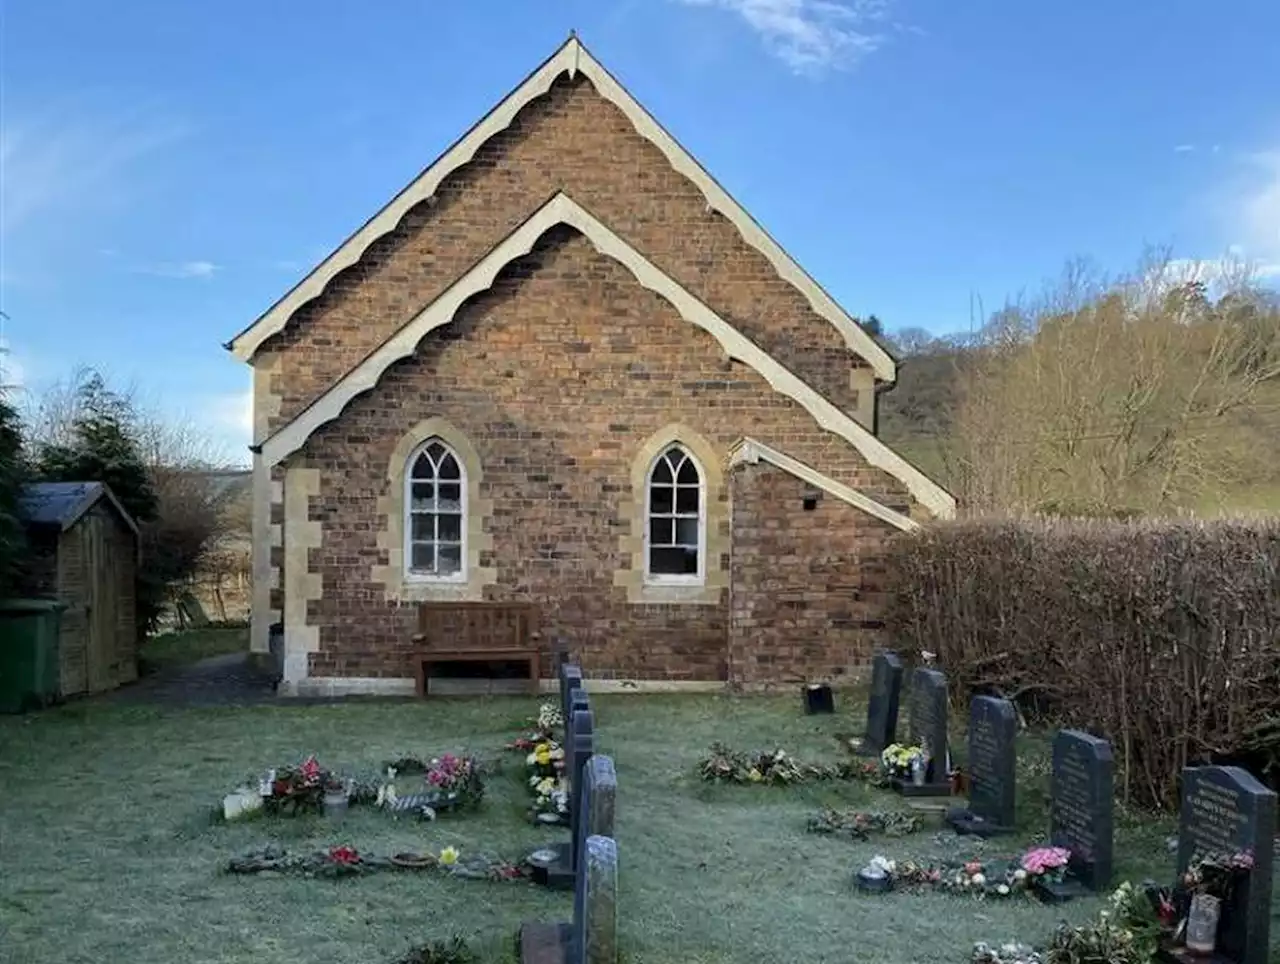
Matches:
[[1044, 729, 1114, 898], [946, 695, 1016, 836], [573, 756, 618, 897], [520, 834, 619, 964], [560, 664, 584, 722], [855, 649, 904, 757], [1170, 765, 1275, 964], [893, 667, 951, 797]]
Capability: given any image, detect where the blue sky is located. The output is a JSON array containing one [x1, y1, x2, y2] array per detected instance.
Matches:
[[2, 0, 1278, 465]]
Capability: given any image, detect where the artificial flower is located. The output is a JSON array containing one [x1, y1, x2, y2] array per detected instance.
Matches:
[[439, 846, 459, 866]]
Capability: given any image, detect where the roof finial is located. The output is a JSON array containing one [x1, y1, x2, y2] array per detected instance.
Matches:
[[568, 28, 577, 39]]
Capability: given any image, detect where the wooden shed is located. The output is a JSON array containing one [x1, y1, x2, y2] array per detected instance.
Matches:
[[20, 482, 140, 696]]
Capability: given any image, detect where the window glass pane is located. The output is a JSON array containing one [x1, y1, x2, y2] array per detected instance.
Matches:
[[650, 546, 698, 575], [675, 485, 698, 513], [410, 542, 435, 573], [425, 441, 447, 463], [438, 453, 461, 480], [410, 513, 435, 542], [649, 485, 674, 514], [651, 457, 673, 484], [438, 544, 462, 574], [649, 517, 673, 545], [437, 512, 462, 542], [410, 482, 434, 510], [675, 517, 699, 546], [676, 457, 699, 485], [411, 454, 435, 480], [438, 483, 462, 510]]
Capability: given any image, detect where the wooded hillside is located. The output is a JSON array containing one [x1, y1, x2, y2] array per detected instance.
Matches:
[[876, 260, 1280, 516]]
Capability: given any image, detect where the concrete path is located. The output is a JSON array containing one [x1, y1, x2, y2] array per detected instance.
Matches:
[[108, 652, 280, 707]]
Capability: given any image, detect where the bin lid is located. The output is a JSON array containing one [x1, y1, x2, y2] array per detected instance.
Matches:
[[0, 598, 68, 615]]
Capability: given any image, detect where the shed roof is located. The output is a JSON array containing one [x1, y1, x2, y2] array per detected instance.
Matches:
[[20, 481, 140, 537]]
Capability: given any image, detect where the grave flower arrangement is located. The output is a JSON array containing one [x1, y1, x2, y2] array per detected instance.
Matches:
[[1179, 849, 1253, 902], [523, 739, 568, 822], [424, 754, 485, 811], [227, 844, 528, 882], [1019, 846, 1072, 886], [880, 743, 925, 779], [260, 755, 348, 816], [806, 807, 923, 840], [698, 743, 883, 786], [506, 703, 563, 751]]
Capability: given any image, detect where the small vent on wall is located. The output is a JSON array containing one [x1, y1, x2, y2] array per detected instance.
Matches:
[[802, 487, 821, 511]]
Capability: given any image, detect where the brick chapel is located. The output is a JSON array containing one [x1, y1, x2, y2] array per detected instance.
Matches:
[[226, 36, 954, 697]]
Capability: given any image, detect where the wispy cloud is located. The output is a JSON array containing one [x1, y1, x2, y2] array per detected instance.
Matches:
[[674, 0, 896, 75], [1174, 144, 1196, 154], [132, 260, 221, 280], [0, 104, 190, 240]]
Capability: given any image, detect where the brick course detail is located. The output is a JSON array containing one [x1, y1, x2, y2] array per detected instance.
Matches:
[[292, 228, 910, 682]]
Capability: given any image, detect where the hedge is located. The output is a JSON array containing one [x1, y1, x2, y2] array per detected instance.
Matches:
[[884, 517, 1280, 810]]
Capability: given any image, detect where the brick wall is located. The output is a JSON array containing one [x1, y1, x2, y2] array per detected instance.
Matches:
[[728, 461, 900, 687], [293, 228, 908, 681], [258, 73, 872, 434]]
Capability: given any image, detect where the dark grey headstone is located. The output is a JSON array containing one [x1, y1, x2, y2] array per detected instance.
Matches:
[[574, 755, 617, 882], [572, 835, 618, 964], [1049, 729, 1114, 891], [966, 696, 1017, 829], [1176, 765, 1275, 964], [560, 664, 583, 722], [861, 650, 904, 756], [568, 708, 595, 873], [908, 667, 948, 783]]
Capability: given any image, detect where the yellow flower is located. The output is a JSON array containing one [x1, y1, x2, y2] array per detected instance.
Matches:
[[439, 846, 459, 866], [535, 749, 552, 766], [747, 768, 763, 782], [536, 777, 556, 794]]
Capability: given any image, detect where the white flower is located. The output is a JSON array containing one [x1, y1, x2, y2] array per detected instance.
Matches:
[[526, 752, 538, 766], [997, 884, 1010, 895], [1013, 868, 1027, 882], [972, 873, 986, 886], [869, 855, 896, 875]]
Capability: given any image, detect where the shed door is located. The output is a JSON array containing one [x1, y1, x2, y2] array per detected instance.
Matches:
[[84, 513, 117, 693]]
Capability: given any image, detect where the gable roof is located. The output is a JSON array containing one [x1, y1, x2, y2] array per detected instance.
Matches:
[[255, 191, 954, 518], [224, 35, 897, 383], [727, 437, 920, 532], [20, 481, 140, 537]]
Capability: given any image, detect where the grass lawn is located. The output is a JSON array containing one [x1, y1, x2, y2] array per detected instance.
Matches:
[[1, 689, 1274, 964], [137, 624, 250, 675]]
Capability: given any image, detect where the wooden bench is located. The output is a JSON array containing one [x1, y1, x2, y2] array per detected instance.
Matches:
[[411, 648, 540, 697], [410, 602, 541, 698]]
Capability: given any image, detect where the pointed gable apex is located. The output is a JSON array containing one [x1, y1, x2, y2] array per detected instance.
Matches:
[[225, 35, 897, 384]]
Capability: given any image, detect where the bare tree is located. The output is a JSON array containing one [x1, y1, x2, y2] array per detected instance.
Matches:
[[950, 253, 1280, 516]]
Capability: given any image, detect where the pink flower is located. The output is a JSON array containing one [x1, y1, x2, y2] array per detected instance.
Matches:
[[299, 756, 321, 784], [1021, 846, 1071, 875]]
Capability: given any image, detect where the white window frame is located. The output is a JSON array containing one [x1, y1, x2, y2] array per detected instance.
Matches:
[[643, 444, 706, 586], [403, 437, 468, 584]]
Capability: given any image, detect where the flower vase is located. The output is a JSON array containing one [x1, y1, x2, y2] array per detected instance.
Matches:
[[1185, 893, 1220, 955], [910, 756, 927, 786], [323, 788, 349, 822]]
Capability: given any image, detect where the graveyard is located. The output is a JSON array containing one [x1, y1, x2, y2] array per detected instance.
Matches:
[[3, 653, 1274, 964]]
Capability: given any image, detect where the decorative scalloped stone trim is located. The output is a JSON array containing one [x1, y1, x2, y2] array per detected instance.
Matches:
[[258, 192, 955, 519], [728, 436, 920, 532], [225, 36, 896, 383]]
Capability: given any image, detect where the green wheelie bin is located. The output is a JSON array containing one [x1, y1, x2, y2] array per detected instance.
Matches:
[[0, 599, 66, 713]]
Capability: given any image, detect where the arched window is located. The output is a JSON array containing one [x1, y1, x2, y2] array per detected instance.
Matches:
[[645, 444, 704, 582], [405, 438, 466, 580]]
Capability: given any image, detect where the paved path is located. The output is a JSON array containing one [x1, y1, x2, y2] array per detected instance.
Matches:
[[108, 652, 280, 707]]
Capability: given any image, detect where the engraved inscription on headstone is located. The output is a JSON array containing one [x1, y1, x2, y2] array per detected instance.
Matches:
[[1049, 729, 1114, 891], [1176, 765, 1275, 964], [860, 650, 904, 756], [966, 696, 1016, 829]]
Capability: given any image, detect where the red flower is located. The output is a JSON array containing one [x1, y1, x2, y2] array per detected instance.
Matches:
[[300, 756, 322, 785], [328, 845, 360, 865], [272, 779, 290, 796]]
